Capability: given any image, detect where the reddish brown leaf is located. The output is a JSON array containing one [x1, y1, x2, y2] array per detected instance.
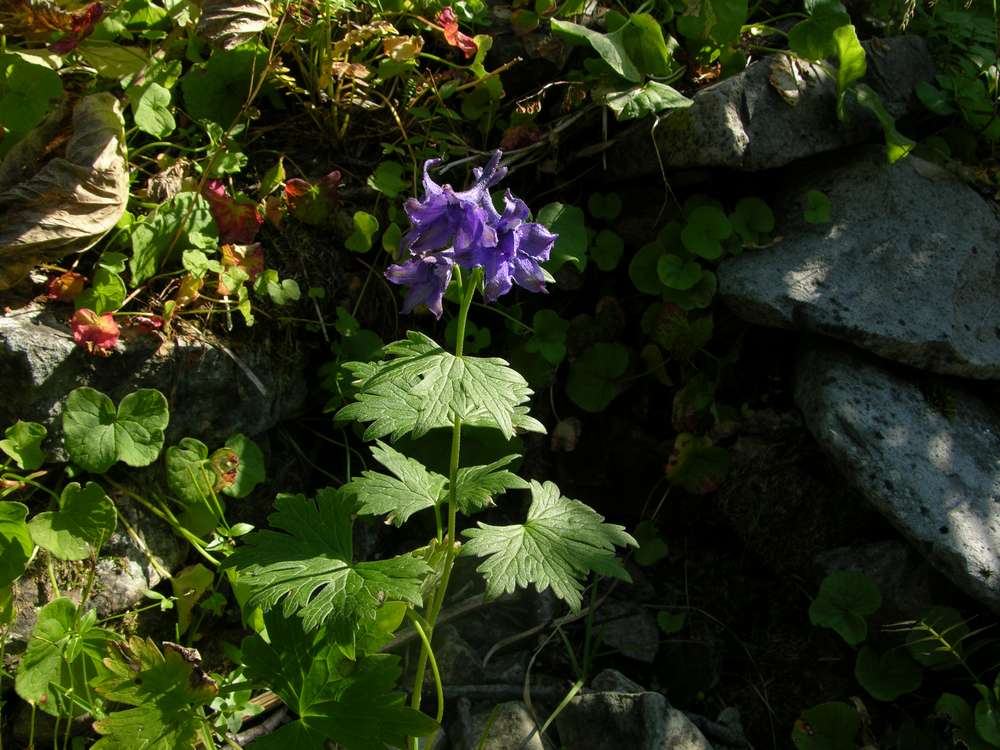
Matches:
[[71, 307, 118, 356], [46, 271, 85, 302], [203, 180, 262, 245], [51, 3, 103, 53]]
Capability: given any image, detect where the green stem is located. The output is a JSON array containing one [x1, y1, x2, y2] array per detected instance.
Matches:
[[407, 612, 444, 724], [408, 267, 481, 744], [106, 479, 220, 566]]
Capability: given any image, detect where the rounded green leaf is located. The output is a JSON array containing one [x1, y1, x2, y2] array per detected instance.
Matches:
[[63, 387, 170, 473], [345, 210, 380, 253], [224, 433, 265, 498], [566, 343, 629, 412], [976, 699, 1000, 746], [629, 241, 667, 294], [113, 389, 170, 466], [63, 387, 118, 474], [367, 162, 408, 198], [0, 420, 47, 471], [657, 254, 703, 290], [166, 438, 214, 506], [524, 310, 569, 366], [0, 501, 32, 587], [792, 702, 860, 750], [681, 205, 732, 260], [133, 82, 176, 138], [731, 197, 775, 245], [592, 230, 624, 271], [28, 482, 117, 561], [805, 190, 832, 224], [587, 193, 622, 221], [665, 433, 729, 494], [633, 520, 668, 566], [662, 269, 717, 310], [854, 645, 922, 701], [538, 202, 588, 272], [0, 53, 65, 157], [808, 570, 881, 645]]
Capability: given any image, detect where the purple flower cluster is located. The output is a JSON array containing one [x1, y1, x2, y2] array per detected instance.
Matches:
[[386, 151, 557, 318]]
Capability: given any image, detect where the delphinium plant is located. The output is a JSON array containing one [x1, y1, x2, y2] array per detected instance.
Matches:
[[224, 151, 638, 747]]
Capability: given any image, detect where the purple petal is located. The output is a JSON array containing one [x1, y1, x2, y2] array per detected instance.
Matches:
[[420, 158, 445, 198], [385, 252, 454, 319], [511, 254, 547, 294], [514, 221, 556, 261]]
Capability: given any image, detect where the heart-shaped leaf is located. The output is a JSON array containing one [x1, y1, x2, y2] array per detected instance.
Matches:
[[854, 645, 922, 701], [63, 387, 170, 474], [28, 481, 117, 560], [657, 254, 703, 290], [0, 501, 32, 587], [345, 210, 380, 253], [730, 197, 775, 245], [566, 343, 629, 412], [804, 190, 832, 224], [538, 202, 588, 272], [587, 193, 622, 221], [808, 570, 881, 645], [0, 420, 47, 471], [591, 230, 624, 271], [665, 434, 729, 494], [223, 433, 265, 499], [681, 205, 732, 260]]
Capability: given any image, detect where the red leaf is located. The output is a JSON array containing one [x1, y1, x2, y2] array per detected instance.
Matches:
[[203, 180, 263, 245], [51, 2, 103, 53], [436, 7, 477, 60], [71, 308, 119, 357], [284, 171, 340, 226], [217, 243, 265, 295], [46, 271, 86, 302]]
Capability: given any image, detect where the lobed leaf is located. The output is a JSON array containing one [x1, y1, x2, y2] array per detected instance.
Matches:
[[28, 481, 116, 560], [337, 331, 541, 441], [462, 480, 637, 611], [223, 489, 429, 647]]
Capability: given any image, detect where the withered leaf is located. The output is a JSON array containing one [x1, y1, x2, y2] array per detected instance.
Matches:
[[196, 0, 272, 50], [0, 92, 128, 290]]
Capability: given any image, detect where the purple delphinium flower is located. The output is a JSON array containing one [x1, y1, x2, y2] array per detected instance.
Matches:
[[468, 190, 556, 303], [386, 150, 558, 318], [385, 250, 455, 319], [401, 152, 507, 257]]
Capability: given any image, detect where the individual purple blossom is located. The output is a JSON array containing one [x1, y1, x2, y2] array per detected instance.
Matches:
[[401, 152, 506, 257], [386, 150, 558, 318], [465, 190, 556, 303], [385, 250, 455, 319]]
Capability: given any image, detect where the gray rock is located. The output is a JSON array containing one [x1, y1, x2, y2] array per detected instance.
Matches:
[[556, 692, 713, 750], [598, 603, 660, 663], [0, 302, 307, 458], [436, 624, 485, 686], [591, 668, 645, 694], [815, 540, 934, 619], [720, 148, 1000, 378], [795, 343, 1000, 613], [608, 36, 933, 176], [10, 499, 185, 644], [452, 700, 546, 750]]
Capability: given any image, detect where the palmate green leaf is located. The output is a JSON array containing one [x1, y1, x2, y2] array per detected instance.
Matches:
[[223, 489, 429, 647], [28, 481, 116, 560], [223, 433, 265, 498], [0, 420, 46, 470], [0, 501, 31, 587], [16, 598, 116, 717], [92, 638, 218, 749], [462, 480, 637, 611], [347, 444, 528, 525], [346, 441, 447, 527], [130, 192, 218, 284], [603, 80, 693, 121], [453, 455, 529, 515], [63, 387, 170, 474], [243, 611, 438, 750], [337, 331, 542, 441]]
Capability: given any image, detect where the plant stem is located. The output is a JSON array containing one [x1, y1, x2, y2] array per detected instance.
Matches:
[[408, 267, 481, 745]]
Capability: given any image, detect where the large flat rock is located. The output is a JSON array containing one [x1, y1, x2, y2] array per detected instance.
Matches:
[[608, 35, 933, 176], [795, 343, 1000, 613], [720, 148, 1000, 378]]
